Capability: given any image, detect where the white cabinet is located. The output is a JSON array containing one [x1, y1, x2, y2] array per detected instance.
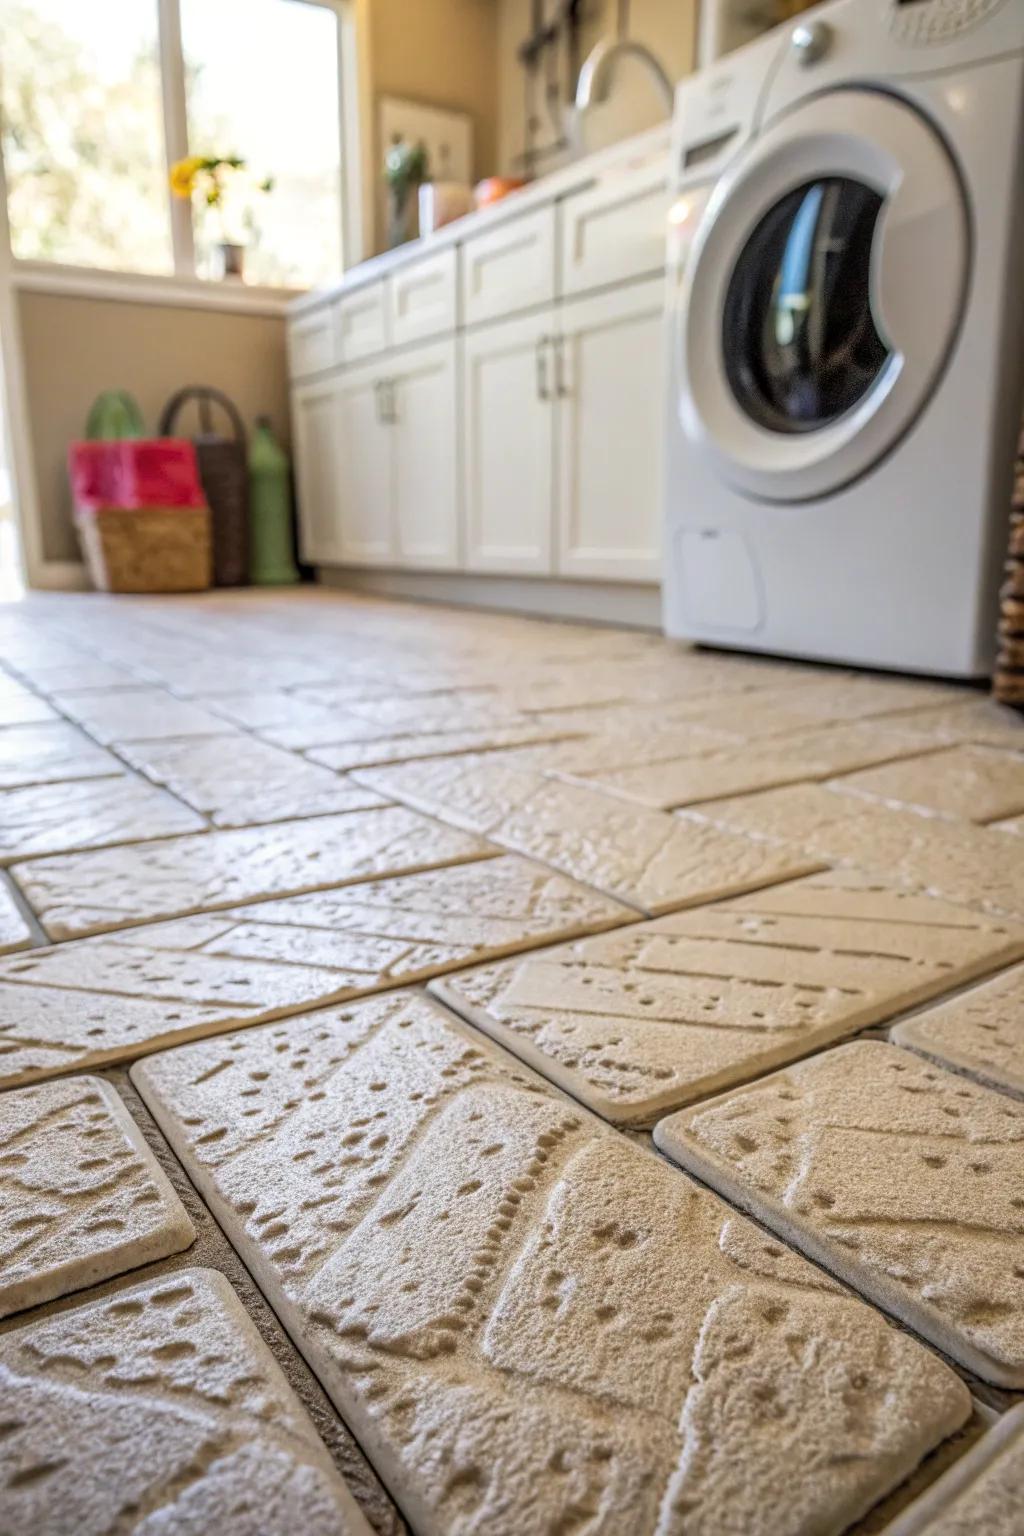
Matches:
[[291, 376, 342, 562], [462, 309, 555, 574], [287, 307, 336, 379], [555, 279, 665, 581], [392, 340, 459, 568], [336, 279, 389, 363], [388, 247, 457, 348], [559, 164, 670, 298], [461, 207, 557, 327], [335, 359, 395, 566]]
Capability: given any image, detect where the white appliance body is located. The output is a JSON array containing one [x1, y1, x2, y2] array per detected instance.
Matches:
[[663, 0, 1024, 676]]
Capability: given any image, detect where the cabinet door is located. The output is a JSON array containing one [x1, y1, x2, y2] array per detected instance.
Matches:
[[291, 377, 342, 562], [559, 161, 670, 299], [462, 309, 555, 575], [335, 360, 396, 566], [388, 247, 458, 348], [392, 339, 459, 569], [461, 207, 557, 328], [555, 278, 665, 582], [287, 306, 336, 379]]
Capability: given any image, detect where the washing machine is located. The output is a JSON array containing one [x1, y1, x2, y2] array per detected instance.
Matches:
[[662, 0, 1024, 676]]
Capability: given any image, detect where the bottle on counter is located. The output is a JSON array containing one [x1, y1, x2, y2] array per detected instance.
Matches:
[[248, 416, 300, 586]]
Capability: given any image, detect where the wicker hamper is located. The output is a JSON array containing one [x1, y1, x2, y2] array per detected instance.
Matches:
[[75, 505, 212, 593], [159, 386, 249, 587]]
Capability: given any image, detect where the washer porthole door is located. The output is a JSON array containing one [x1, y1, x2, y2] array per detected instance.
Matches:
[[679, 90, 968, 503]]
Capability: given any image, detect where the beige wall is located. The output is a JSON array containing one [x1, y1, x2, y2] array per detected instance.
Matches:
[[17, 291, 289, 564], [497, 0, 697, 176]]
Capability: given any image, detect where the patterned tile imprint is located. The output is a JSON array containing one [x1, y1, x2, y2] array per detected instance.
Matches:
[[656, 1040, 1024, 1386], [0, 774, 207, 863], [433, 869, 1024, 1125], [893, 962, 1024, 1100], [131, 992, 971, 1536], [0, 1075, 194, 1317], [10, 807, 493, 941], [354, 754, 820, 914], [0, 1268, 373, 1535], [0, 855, 631, 1088]]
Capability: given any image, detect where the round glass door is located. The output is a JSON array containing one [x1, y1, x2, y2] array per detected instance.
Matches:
[[722, 178, 891, 434]]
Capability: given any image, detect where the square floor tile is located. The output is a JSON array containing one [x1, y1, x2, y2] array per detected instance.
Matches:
[[892, 962, 1024, 1100]]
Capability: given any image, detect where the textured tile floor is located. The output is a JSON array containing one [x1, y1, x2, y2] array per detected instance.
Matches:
[[0, 587, 1023, 1535]]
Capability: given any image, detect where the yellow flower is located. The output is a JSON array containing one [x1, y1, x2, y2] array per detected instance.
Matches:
[[170, 155, 204, 199]]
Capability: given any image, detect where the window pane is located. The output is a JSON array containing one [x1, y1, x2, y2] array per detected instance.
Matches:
[[0, 0, 172, 272], [181, 0, 342, 287]]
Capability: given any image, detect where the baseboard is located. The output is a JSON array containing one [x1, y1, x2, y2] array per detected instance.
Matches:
[[317, 566, 663, 630]]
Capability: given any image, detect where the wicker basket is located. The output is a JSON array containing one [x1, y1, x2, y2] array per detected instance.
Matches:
[[993, 416, 1024, 708], [159, 386, 249, 587], [75, 506, 212, 593]]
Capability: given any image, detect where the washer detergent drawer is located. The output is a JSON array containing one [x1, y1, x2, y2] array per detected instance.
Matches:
[[674, 527, 762, 631]]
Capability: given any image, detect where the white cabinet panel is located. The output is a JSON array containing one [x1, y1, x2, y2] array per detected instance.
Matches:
[[555, 278, 665, 582], [388, 247, 457, 347], [462, 310, 554, 575], [336, 360, 395, 566], [336, 280, 389, 363], [461, 207, 556, 328], [292, 378, 342, 562], [392, 340, 459, 568], [287, 307, 337, 379], [559, 162, 670, 298]]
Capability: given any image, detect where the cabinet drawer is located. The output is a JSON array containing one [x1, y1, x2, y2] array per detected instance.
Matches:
[[388, 247, 457, 346], [287, 307, 336, 379], [461, 206, 556, 327], [559, 163, 670, 298], [336, 280, 389, 363]]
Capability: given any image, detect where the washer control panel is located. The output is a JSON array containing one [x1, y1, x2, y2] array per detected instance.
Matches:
[[888, 0, 1009, 46]]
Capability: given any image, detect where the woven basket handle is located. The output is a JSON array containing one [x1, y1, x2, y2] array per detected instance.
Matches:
[[159, 386, 247, 445]]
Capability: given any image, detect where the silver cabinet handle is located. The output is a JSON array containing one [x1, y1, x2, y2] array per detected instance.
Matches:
[[553, 335, 569, 398], [536, 337, 551, 402]]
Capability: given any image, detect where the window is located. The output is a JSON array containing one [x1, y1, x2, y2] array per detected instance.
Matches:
[[0, 0, 345, 287]]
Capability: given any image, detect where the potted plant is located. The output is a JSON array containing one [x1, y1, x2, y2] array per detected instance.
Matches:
[[383, 137, 428, 249], [170, 155, 273, 280]]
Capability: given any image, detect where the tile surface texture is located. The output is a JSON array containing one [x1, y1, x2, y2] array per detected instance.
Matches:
[[696, 782, 1024, 921], [117, 732, 387, 827], [433, 869, 1024, 1125], [53, 685, 230, 744], [832, 745, 1024, 824], [11, 807, 493, 940], [655, 1040, 1024, 1385], [133, 993, 970, 1536], [0, 881, 32, 954], [0, 1267, 374, 1536], [355, 754, 820, 913], [0, 720, 123, 789], [892, 963, 1024, 1099], [883, 1401, 1024, 1536], [0, 856, 631, 1087], [0, 1075, 194, 1317], [0, 773, 207, 862]]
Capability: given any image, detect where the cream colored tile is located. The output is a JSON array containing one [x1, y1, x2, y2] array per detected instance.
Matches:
[[308, 723, 572, 773], [54, 686, 229, 745], [0, 721, 124, 790], [660, 676, 969, 740], [0, 1267, 374, 1535], [0, 686, 57, 727], [882, 699, 1024, 751], [0, 774, 207, 863], [0, 856, 631, 1088], [696, 783, 1024, 921], [882, 1401, 1024, 1536], [0, 1075, 194, 1317], [893, 963, 1024, 1100], [0, 882, 32, 954], [262, 693, 564, 754], [132, 993, 969, 1536], [16, 660, 146, 693], [117, 734, 386, 828], [655, 1040, 1024, 1386], [12, 807, 493, 941], [433, 868, 1024, 1125], [832, 745, 1024, 824], [565, 722, 934, 809], [356, 753, 819, 914]]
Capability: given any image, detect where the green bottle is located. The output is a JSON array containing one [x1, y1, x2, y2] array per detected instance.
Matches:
[[248, 416, 299, 585]]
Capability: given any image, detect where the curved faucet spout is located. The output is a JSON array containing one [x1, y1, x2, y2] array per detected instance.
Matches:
[[574, 36, 675, 113]]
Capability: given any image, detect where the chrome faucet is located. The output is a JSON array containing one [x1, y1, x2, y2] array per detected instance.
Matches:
[[574, 35, 675, 114]]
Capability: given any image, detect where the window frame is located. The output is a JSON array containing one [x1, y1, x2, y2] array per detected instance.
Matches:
[[0, 0, 363, 297]]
